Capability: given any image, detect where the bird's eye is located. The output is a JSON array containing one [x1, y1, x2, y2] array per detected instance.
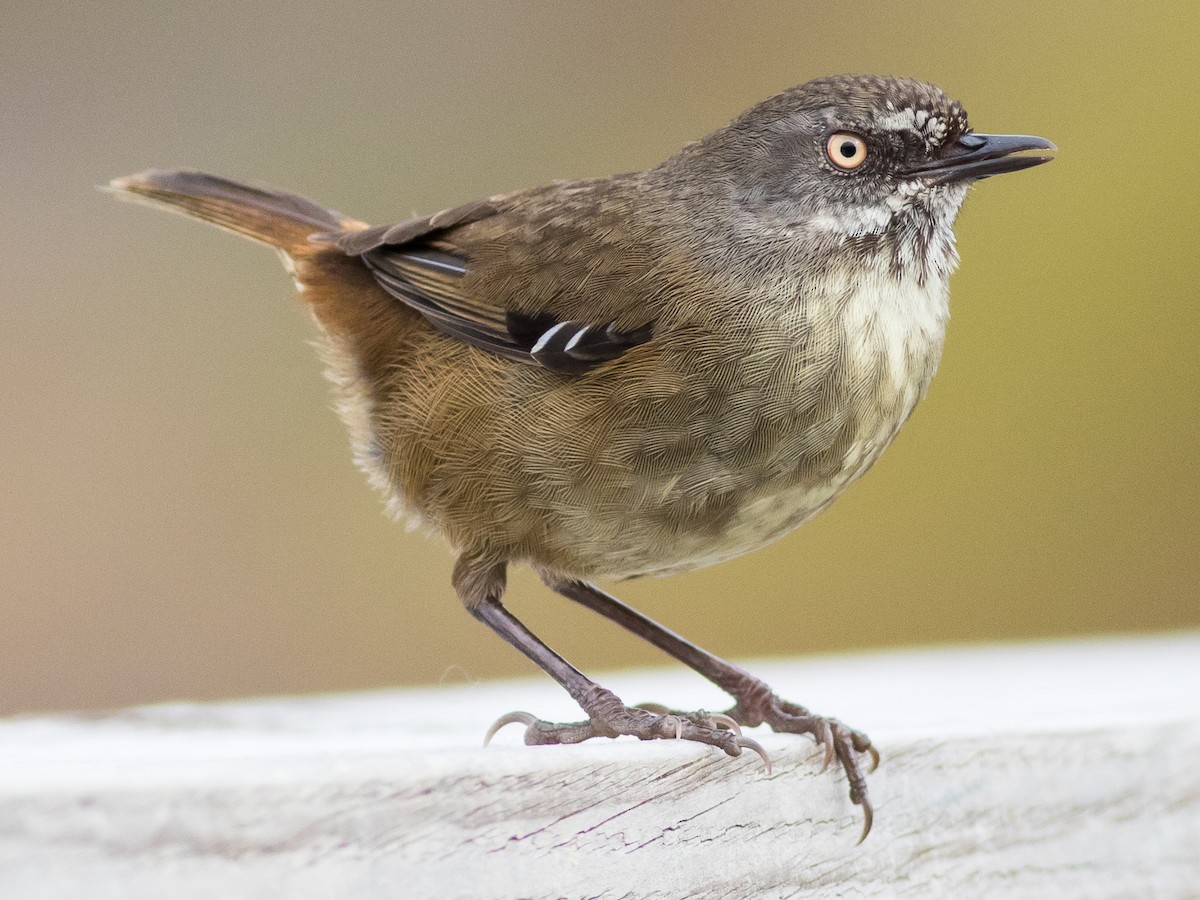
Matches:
[[826, 132, 869, 170]]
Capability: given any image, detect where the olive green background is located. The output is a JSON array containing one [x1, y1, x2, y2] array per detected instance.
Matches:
[[2, 2, 1197, 714]]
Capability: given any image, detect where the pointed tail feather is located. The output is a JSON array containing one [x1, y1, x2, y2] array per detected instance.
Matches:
[[107, 169, 364, 253]]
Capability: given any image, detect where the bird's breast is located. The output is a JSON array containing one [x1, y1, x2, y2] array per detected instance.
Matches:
[[604, 264, 952, 577], [828, 263, 950, 476]]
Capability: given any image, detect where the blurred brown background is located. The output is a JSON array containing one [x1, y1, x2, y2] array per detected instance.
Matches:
[[2, 2, 1197, 715]]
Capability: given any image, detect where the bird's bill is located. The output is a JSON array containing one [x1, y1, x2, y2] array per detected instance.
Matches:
[[906, 133, 1056, 184]]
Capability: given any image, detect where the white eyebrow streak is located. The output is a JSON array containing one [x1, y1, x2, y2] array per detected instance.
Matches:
[[874, 107, 950, 148], [874, 108, 920, 132]]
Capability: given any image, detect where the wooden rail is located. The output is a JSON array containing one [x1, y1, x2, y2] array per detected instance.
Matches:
[[1, 632, 1197, 897]]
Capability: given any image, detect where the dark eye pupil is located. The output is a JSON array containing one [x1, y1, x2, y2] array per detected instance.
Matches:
[[839, 141, 858, 158]]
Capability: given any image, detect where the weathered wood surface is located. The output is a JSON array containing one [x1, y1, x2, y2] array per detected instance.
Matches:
[[1, 633, 1197, 898]]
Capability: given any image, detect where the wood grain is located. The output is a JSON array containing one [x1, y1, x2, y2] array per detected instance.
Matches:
[[1, 633, 1197, 898]]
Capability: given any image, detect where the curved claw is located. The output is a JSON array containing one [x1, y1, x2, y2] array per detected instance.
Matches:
[[856, 797, 874, 845], [865, 744, 881, 773], [709, 713, 742, 735], [483, 710, 538, 746], [735, 736, 773, 776], [816, 721, 836, 772], [662, 714, 684, 740]]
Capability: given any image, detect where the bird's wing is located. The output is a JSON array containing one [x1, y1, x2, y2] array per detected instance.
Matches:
[[328, 180, 657, 375]]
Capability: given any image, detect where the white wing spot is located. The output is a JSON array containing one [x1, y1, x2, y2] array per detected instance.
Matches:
[[530, 321, 571, 354]]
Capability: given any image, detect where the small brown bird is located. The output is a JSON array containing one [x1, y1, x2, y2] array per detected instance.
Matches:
[[110, 74, 1053, 841]]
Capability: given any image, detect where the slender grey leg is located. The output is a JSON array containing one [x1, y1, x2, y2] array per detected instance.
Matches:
[[542, 575, 877, 842], [457, 555, 770, 767]]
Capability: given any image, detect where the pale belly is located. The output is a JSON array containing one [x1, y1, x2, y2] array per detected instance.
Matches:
[[599, 379, 924, 579], [571, 270, 947, 579]]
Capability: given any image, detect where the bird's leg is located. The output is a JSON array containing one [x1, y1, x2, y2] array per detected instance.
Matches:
[[456, 555, 770, 769], [542, 575, 877, 842]]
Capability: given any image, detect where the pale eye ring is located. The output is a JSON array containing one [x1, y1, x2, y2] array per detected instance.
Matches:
[[826, 132, 868, 170]]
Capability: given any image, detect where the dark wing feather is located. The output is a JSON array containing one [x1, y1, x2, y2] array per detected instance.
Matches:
[[361, 249, 530, 363], [335, 195, 655, 375], [514, 316, 656, 374]]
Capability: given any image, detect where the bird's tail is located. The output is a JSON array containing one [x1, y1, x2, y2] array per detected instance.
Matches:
[[107, 169, 365, 255]]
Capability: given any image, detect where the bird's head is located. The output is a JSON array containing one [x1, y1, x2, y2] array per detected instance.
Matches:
[[664, 74, 1054, 277]]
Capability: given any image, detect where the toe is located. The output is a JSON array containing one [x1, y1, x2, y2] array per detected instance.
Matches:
[[661, 714, 684, 740], [634, 702, 672, 715], [708, 713, 743, 735]]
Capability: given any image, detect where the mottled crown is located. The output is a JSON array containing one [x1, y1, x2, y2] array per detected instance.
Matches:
[[737, 74, 971, 150]]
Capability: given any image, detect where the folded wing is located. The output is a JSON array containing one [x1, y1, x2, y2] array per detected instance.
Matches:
[[333, 189, 655, 375]]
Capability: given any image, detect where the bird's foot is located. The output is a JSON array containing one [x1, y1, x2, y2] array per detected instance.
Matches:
[[632, 702, 744, 735], [484, 687, 772, 774], [727, 683, 878, 843]]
